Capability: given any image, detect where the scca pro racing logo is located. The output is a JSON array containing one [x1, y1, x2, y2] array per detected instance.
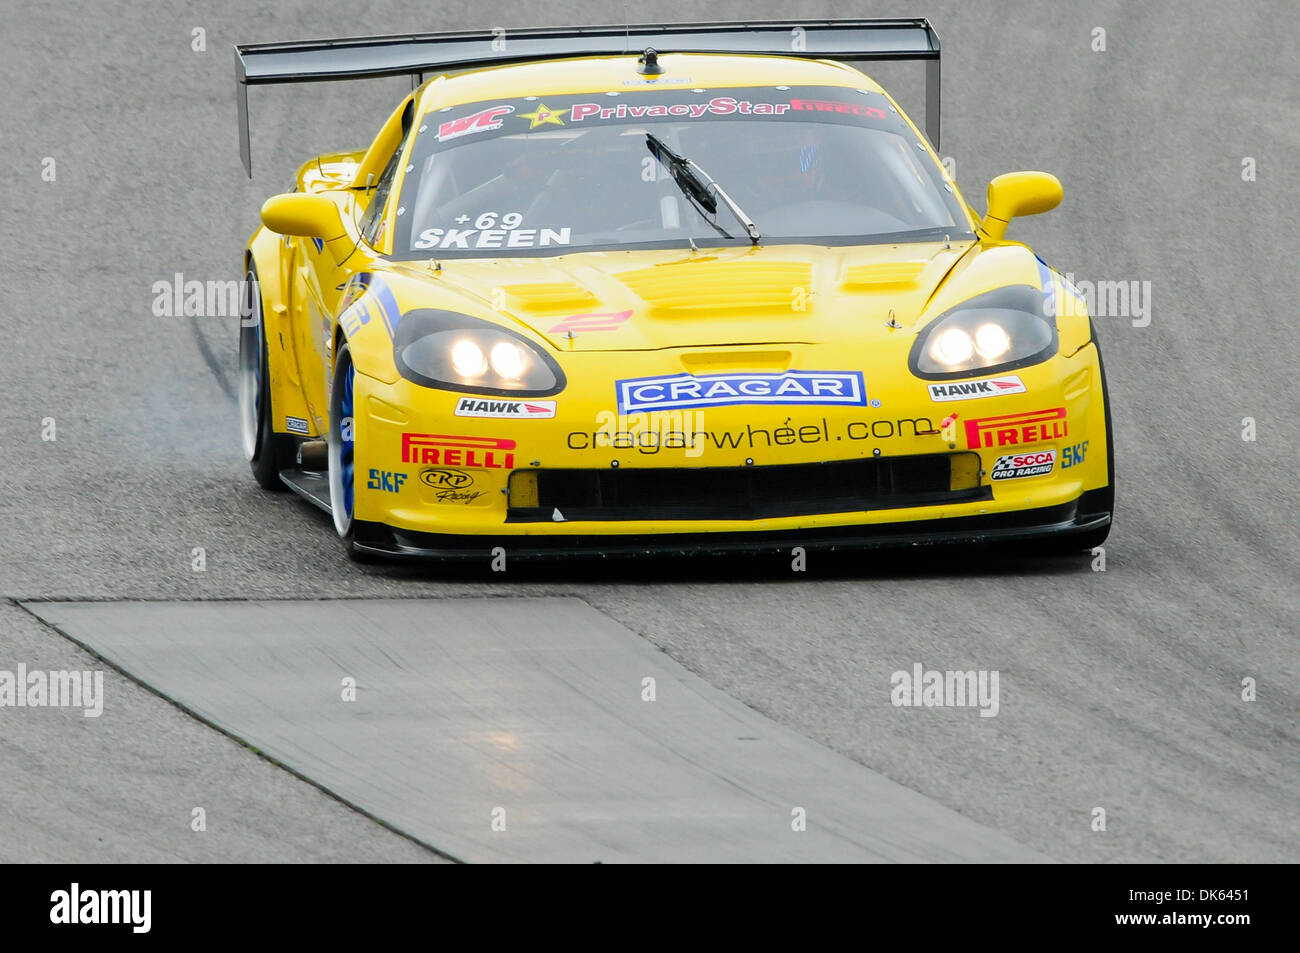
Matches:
[[616, 371, 867, 414], [990, 449, 1056, 480]]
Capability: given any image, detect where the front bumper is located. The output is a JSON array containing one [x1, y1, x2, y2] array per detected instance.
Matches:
[[347, 340, 1111, 558], [351, 497, 1111, 561]]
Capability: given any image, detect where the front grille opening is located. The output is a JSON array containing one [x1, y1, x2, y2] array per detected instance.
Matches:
[[507, 453, 987, 522]]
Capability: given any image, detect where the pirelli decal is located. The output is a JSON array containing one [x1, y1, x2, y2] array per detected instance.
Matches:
[[964, 407, 1068, 449], [400, 434, 516, 469]]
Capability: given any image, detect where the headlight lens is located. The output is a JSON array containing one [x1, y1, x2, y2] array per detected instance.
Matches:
[[490, 341, 526, 380], [393, 310, 564, 395], [450, 339, 488, 377], [910, 285, 1057, 378], [973, 323, 1012, 360], [932, 327, 975, 365]]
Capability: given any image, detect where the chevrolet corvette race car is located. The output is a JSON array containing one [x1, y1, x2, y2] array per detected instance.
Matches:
[[235, 20, 1113, 561]]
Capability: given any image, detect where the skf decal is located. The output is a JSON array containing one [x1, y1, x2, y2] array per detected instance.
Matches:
[[455, 398, 556, 419], [437, 105, 514, 142], [990, 450, 1056, 481], [549, 310, 633, 334], [928, 376, 1026, 402], [401, 434, 516, 469], [285, 416, 310, 435], [367, 469, 407, 493], [965, 407, 1067, 449], [1060, 440, 1090, 469], [617, 371, 867, 414]]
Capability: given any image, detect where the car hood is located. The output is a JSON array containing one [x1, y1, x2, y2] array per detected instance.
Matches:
[[384, 241, 986, 352]]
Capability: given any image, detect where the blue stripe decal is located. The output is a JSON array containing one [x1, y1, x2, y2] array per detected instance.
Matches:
[[370, 279, 400, 338], [337, 276, 400, 341]]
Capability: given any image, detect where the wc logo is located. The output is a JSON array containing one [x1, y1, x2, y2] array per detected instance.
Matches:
[[50, 884, 151, 934]]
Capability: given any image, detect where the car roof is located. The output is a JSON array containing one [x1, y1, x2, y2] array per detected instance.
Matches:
[[416, 52, 886, 114]]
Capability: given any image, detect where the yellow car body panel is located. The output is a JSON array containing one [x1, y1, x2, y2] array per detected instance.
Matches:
[[244, 51, 1112, 557]]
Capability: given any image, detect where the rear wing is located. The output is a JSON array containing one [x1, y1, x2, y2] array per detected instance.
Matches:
[[235, 19, 942, 177]]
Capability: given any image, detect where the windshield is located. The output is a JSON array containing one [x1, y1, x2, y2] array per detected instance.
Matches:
[[393, 85, 971, 258]]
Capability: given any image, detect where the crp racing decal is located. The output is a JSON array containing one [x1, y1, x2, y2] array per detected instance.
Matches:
[[418, 468, 487, 504], [437, 104, 514, 142], [428, 486, 487, 505], [338, 274, 399, 338], [928, 375, 1026, 402], [617, 371, 869, 414], [964, 407, 1067, 449], [455, 397, 556, 419], [401, 434, 516, 469], [990, 450, 1056, 481], [419, 468, 476, 489]]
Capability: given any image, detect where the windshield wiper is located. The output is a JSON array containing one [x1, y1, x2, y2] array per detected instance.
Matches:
[[646, 133, 761, 245]]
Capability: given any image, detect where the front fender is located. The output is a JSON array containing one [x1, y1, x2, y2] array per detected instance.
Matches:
[[245, 226, 314, 436]]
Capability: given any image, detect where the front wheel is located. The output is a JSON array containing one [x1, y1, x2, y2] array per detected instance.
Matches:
[[327, 342, 374, 561]]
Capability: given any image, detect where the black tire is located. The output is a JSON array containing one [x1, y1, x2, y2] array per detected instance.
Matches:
[[240, 264, 293, 490], [326, 342, 373, 561]]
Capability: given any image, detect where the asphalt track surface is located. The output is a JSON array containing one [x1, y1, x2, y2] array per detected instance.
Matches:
[[2, 0, 1297, 863]]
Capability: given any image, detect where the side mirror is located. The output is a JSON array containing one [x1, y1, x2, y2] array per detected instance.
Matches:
[[260, 193, 346, 239], [982, 172, 1063, 241]]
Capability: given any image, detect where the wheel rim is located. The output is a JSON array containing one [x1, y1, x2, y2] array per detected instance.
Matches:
[[328, 351, 356, 536], [238, 271, 263, 462]]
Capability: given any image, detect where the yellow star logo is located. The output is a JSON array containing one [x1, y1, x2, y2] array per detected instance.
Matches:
[[520, 103, 565, 129]]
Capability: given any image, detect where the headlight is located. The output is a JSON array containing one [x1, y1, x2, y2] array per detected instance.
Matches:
[[393, 309, 565, 395], [909, 284, 1057, 378]]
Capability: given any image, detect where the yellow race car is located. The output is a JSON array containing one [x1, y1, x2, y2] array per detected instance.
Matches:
[[235, 20, 1113, 561]]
